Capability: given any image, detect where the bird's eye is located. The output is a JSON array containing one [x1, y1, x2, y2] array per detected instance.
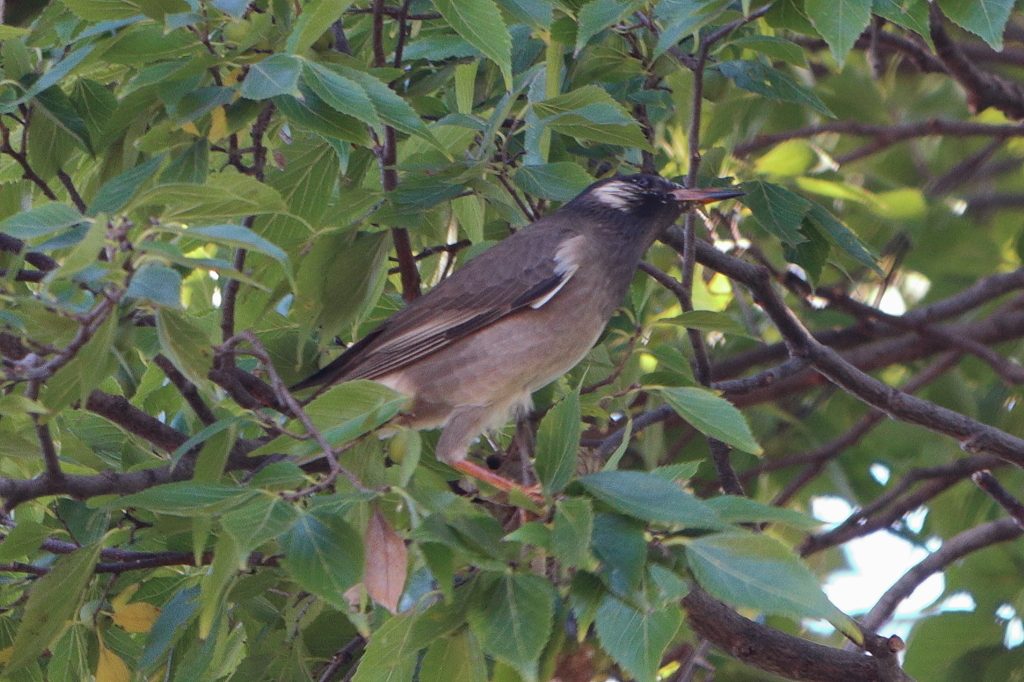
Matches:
[[633, 176, 650, 188]]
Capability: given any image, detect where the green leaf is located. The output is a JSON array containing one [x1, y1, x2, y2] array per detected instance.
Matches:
[[658, 310, 755, 338], [240, 55, 302, 100], [293, 230, 390, 343], [279, 511, 364, 608], [274, 88, 372, 145], [134, 172, 289, 221], [871, 0, 930, 38], [285, 0, 353, 54], [805, 201, 881, 272], [577, 471, 725, 529], [420, 631, 487, 682], [728, 35, 807, 67], [34, 86, 93, 154], [653, 0, 731, 57], [88, 153, 165, 215], [717, 60, 834, 117], [804, 0, 872, 67], [535, 388, 581, 494], [534, 86, 652, 150], [468, 572, 554, 681], [335, 67, 439, 144], [686, 532, 857, 636], [6, 542, 102, 672], [220, 495, 302, 551], [595, 595, 681, 682], [302, 62, 383, 133], [938, 0, 1013, 50], [156, 308, 215, 388], [514, 163, 593, 202], [62, 0, 145, 20], [160, 138, 209, 184], [189, 224, 289, 266], [126, 264, 182, 308], [552, 497, 595, 569], [575, 0, 634, 54], [659, 386, 762, 455], [738, 180, 810, 244], [704, 496, 820, 529], [0, 203, 86, 240], [0, 520, 49, 562], [116, 483, 260, 515], [433, 0, 513, 90], [785, 216, 831, 284], [17, 44, 96, 104], [140, 586, 200, 670]]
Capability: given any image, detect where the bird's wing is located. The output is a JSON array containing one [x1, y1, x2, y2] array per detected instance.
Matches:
[[292, 226, 584, 390]]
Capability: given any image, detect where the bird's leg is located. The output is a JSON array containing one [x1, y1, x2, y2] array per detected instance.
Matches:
[[438, 406, 544, 504], [451, 460, 543, 504]]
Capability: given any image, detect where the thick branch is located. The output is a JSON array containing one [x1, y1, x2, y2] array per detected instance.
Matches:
[[683, 587, 915, 682]]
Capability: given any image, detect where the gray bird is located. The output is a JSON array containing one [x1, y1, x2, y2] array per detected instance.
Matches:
[[292, 174, 742, 498]]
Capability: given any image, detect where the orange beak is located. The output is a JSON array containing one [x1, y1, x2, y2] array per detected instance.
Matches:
[[670, 186, 745, 204]]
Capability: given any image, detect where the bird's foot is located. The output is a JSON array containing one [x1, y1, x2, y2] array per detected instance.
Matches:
[[451, 460, 545, 506]]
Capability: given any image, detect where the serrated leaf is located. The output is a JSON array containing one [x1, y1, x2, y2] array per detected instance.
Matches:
[[535, 388, 581, 494], [126, 265, 182, 308], [938, 0, 1013, 50], [7, 542, 102, 672], [220, 495, 301, 550], [116, 483, 259, 515], [658, 310, 755, 338], [364, 507, 408, 614], [717, 60, 834, 117], [738, 180, 810, 244], [577, 471, 725, 529], [804, 0, 872, 67], [16, 44, 96, 104], [659, 386, 762, 455], [575, 0, 634, 54], [468, 573, 554, 681], [34, 86, 93, 154], [134, 172, 289, 221], [872, 0, 929, 38], [240, 54, 301, 100], [274, 89, 372, 145], [595, 595, 681, 682], [335, 67, 438, 144], [552, 497, 595, 569], [302, 63, 383, 134], [156, 308, 214, 388], [686, 532, 857, 636], [280, 511, 364, 609], [285, 0, 353, 54], [805, 202, 880, 272], [0, 520, 49, 562], [514, 163, 593, 201], [189, 223, 289, 266], [420, 630, 487, 682], [88, 153, 165, 215], [704, 496, 820, 529], [433, 0, 513, 90], [0, 203, 86, 239], [653, 0, 731, 57]]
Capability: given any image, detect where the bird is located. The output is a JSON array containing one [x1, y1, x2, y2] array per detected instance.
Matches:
[[292, 174, 743, 499]]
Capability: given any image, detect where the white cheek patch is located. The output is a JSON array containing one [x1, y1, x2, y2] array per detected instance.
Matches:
[[590, 181, 636, 211]]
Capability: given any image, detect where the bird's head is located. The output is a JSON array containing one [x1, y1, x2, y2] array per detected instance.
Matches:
[[566, 174, 743, 227]]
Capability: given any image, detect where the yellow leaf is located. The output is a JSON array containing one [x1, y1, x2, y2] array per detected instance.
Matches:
[[96, 641, 131, 682], [0, 646, 12, 664], [110, 584, 139, 611], [208, 106, 227, 142], [223, 68, 244, 86], [111, 601, 162, 634], [181, 121, 201, 136]]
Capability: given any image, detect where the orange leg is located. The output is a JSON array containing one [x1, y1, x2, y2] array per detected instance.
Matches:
[[451, 459, 544, 505]]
